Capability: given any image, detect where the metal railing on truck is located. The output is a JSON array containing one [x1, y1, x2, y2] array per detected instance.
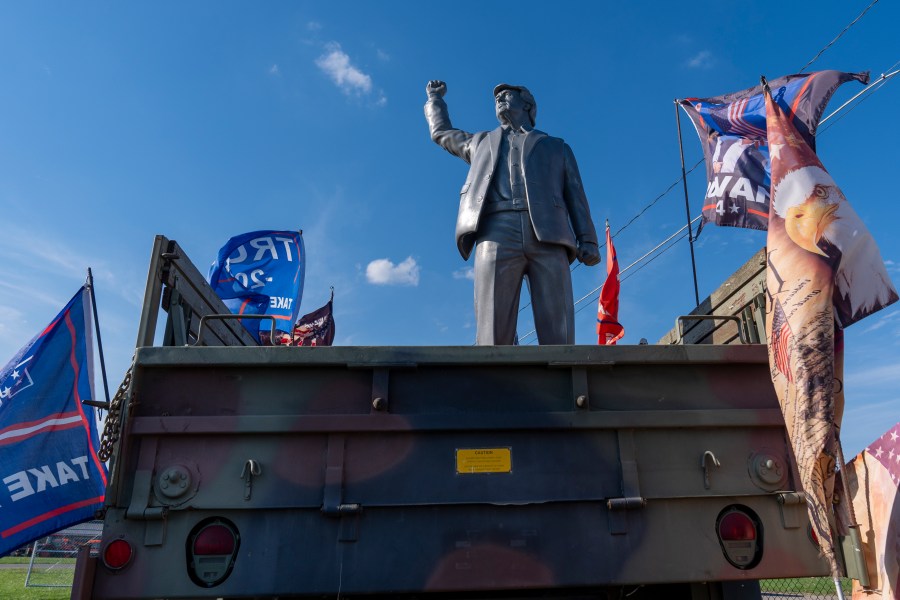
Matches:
[[660, 248, 767, 345], [136, 235, 258, 349]]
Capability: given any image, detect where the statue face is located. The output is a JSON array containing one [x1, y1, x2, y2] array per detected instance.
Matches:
[[495, 89, 529, 124]]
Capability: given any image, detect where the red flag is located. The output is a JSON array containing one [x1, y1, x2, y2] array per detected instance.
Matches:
[[763, 81, 897, 576], [597, 223, 624, 345]]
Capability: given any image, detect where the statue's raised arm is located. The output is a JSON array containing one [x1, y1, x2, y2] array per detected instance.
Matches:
[[423, 82, 600, 346], [423, 79, 475, 163]]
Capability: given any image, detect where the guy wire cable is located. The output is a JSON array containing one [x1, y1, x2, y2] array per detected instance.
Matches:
[[818, 65, 899, 135], [517, 217, 701, 344], [517, 6, 887, 345], [798, 0, 881, 73]]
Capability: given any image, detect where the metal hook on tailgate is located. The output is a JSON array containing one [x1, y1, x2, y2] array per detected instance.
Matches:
[[701, 450, 721, 490], [240, 459, 262, 501]]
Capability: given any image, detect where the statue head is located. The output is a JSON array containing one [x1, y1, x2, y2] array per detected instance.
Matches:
[[493, 84, 536, 127]]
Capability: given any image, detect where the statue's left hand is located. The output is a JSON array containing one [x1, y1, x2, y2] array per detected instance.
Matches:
[[577, 241, 601, 266]]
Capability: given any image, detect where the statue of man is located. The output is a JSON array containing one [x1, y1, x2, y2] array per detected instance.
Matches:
[[424, 80, 601, 345]]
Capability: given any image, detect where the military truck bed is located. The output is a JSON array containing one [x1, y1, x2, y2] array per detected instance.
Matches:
[[81, 343, 828, 599]]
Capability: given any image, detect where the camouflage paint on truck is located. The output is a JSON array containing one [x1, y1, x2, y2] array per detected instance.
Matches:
[[72, 237, 830, 599]]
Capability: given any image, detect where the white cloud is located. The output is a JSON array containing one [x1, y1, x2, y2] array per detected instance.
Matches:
[[269, 64, 281, 76], [316, 42, 373, 95], [307, 21, 322, 31], [453, 267, 475, 281], [687, 50, 713, 69], [860, 307, 900, 334], [366, 257, 420, 286], [376, 49, 390, 62], [844, 363, 900, 389]]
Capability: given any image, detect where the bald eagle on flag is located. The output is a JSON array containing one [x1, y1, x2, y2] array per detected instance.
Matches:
[[762, 77, 897, 578], [771, 160, 898, 327]]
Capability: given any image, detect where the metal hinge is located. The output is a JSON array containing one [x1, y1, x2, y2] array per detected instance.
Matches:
[[321, 434, 362, 542], [776, 491, 806, 529]]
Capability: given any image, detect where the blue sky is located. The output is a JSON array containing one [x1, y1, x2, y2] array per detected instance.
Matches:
[[0, 1, 897, 455]]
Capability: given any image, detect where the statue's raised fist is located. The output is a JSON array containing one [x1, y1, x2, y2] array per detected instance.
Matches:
[[426, 80, 447, 98]]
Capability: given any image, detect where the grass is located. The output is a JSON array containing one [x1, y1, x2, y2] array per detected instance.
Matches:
[[760, 576, 852, 595], [0, 566, 71, 599], [0, 557, 76, 565], [0, 557, 857, 599]]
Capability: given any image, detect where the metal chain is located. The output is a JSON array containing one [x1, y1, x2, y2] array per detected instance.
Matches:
[[98, 362, 134, 463]]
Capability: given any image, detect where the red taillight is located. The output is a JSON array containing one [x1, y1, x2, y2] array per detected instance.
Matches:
[[719, 511, 757, 541], [102, 539, 133, 570], [187, 518, 240, 588], [193, 523, 236, 555], [716, 506, 762, 569]]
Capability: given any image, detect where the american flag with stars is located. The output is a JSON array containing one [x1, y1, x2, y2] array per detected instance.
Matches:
[[845, 422, 900, 598], [866, 422, 900, 485]]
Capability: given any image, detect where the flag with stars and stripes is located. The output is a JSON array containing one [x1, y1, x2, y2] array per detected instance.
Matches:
[[770, 299, 793, 382], [679, 70, 868, 231], [845, 422, 900, 599], [0, 287, 107, 557]]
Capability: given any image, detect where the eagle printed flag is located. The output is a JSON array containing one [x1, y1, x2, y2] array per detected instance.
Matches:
[[844, 422, 900, 599], [763, 82, 897, 576], [680, 70, 868, 230], [0, 287, 107, 557], [208, 230, 305, 344], [597, 223, 624, 345]]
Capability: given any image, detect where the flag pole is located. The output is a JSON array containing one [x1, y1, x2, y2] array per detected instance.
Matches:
[[85, 268, 111, 410], [674, 99, 701, 307]]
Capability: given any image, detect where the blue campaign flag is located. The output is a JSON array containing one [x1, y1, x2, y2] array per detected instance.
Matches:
[[208, 230, 305, 344], [679, 70, 868, 230], [0, 287, 107, 557]]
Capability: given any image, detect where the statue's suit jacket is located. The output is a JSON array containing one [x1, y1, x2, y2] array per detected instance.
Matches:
[[425, 95, 598, 262]]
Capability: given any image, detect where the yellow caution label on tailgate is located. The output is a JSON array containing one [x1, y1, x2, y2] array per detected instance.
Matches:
[[456, 448, 512, 474]]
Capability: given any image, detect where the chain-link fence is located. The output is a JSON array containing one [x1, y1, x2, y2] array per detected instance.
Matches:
[[23, 520, 102, 588], [7, 526, 858, 598], [761, 577, 852, 599]]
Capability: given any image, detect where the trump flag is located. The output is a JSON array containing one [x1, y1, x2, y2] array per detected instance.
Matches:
[[291, 290, 336, 347], [0, 287, 107, 556], [763, 81, 897, 576], [208, 230, 305, 344], [680, 70, 868, 230]]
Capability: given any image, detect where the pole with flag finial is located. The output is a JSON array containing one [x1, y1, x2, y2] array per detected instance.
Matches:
[[84, 268, 111, 411], [674, 99, 701, 307]]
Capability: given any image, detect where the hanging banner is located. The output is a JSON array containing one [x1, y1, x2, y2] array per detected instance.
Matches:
[[208, 230, 305, 344], [0, 287, 107, 556], [680, 70, 868, 230]]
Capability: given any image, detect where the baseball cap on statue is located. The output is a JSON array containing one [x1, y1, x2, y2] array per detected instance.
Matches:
[[493, 83, 537, 126]]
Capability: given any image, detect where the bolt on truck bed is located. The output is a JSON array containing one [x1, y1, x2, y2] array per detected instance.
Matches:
[[72, 237, 830, 599]]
